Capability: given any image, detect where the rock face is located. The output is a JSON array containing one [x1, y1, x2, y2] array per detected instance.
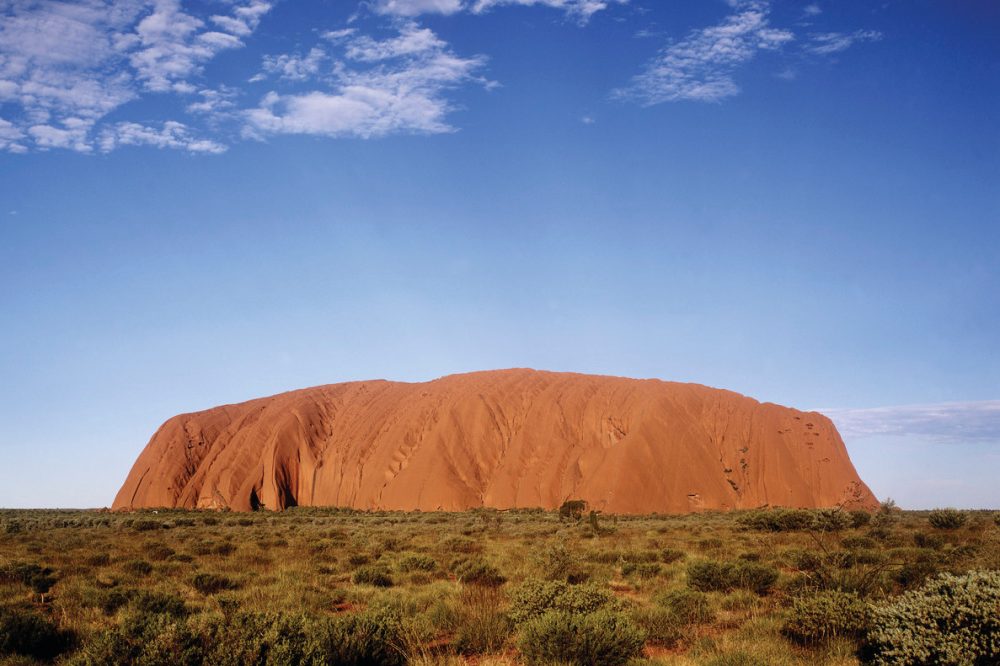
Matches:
[[113, 369, 876, 513]]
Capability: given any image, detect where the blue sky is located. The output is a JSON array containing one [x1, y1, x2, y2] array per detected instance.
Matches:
[[1, 0, 997, 509]]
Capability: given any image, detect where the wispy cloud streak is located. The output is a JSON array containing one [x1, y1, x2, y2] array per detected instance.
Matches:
[[823, 400, 1000, 443], [615, 0, 792, 104]]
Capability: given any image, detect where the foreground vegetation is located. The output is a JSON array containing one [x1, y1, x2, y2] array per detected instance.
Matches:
[[1, 503, 998, 665]]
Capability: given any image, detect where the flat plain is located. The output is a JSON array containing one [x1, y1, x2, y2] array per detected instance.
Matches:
[[1, 504, 998, 665]]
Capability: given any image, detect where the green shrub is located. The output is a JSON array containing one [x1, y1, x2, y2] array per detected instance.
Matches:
[[122, 559, 153, 576], [454, 559, 506, 587], [814, 509, 853, 532], [654, 588, 714, 624], [132, 519, 162, 532], [352, 564, 394, 587], [686, 559, 777, 595], [84, 553, 111, 567], [731, 561, 779, 595], [686, 559, 732, 592], [621, 561, 661, 579], [739, 508, 815, 532], [862, 570, 1000, 665], [913, 532, 944, 551], [439, 535, 481, 554], [192, 572, 237, 595], [95, 589, 188, 617], [0, 605, 74, 660], [319, 607, 405, 666], [842, 536, 878, 550], [452, 587, 512, 655], [927, 509, 967, 530], [144, 543, 175, 561], [347, 553, 370, 567], [397, 553, 436, 572], [534, 542, 585, 582], [782, 590, 870, 645], [68, 610, 201, 666], [661, 548, 685, 564], [203, 611, 315, 666], [631, 605, 683, 647], [850, 510, 873, 528], [0, 562, 58, 595], [508, 580, 619, 624], [518, 609, 645, 666]]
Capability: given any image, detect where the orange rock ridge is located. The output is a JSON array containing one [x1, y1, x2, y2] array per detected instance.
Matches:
[[113, 369, 876, 513]]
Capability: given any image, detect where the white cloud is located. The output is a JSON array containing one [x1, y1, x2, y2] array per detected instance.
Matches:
[[322, 28, 357, 42], [128, 0, 254, 93], [185, 86, 238, 115], [245, 23, 488, 139], [98, 120, 227, 152], [823, 400, 1000, 444], [372, 0, 463, 16], [470, 0, 625, 23], [346, 24, 445, 62], [803, 4, 821, 17], [0, 0, 270, 152], [256, 47, 327, 81], [807, 30, 882, 56], [372, 0, 623, 22], [28, 120, 93, 152], [0, 116, 27, 152], [616, 0, 793, 104], [211, 0, 271, 37]]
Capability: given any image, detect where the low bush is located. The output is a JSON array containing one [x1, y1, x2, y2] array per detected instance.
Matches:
[[913, 532, 945, 549], [813, 509, 853, 532], [132, 519, 162, 532], [862, 570, 1000, 665], [454, 559, 505, 587], [686, 559, 778, 595], [731, 561, 779, 594], [397, 553, 436, 572], [661, 548, 685, 564], [0, 605, 74, 660], [95, 589, 188, 617], [0, 562, 58, 595], [621, 561, 661, 579], [842, 536, 878, 550], [508, 580, 619, 625], [686, 559, 732, 592], [654, 588, 714, 624], [352, 564, 394, 587], [122, 559, 153, 577], [68, 610, 202, 666], [631, 605, 683, 647], [782, 590, 870, 645], [192, 572, 237, 595], [518, 609, 645, 666], [850, 510, 872, 528], [452, 587, 511, 655], [84, 553, 111, 567], [927, 509, 967, 530], [347, 553, 370, 567], [739, 508, 815, 532]]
